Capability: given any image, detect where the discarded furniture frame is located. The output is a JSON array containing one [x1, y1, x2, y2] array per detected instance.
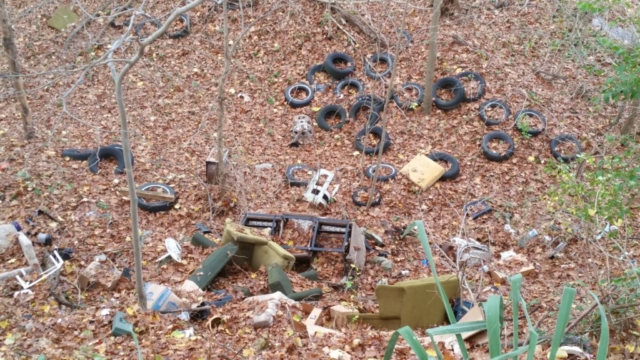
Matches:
[[16, 250, 64, 290], [302, 169, 338, 207], [267, 263, 323, 301], [240, 212, 351, 253], [463, 199, 492, 220]]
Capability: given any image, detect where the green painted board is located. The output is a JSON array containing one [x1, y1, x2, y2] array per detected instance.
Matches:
[[47, 6, 79, 31]]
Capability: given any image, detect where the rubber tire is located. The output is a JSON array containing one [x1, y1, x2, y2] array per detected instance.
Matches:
[[88, 145, 134, 174], [364, 53, 395, 80], [357, 94, 386, 108], [324, 52, 355, 80], [366, 111, 382, 127], [334, 78, 365, 96], [355, 126, 391, 155], [285, 164, 315, 187], [455, 71, 486, 102], [134, 19, 162, 40], [349, 99, 383, 121], [306, 64, 325, 85], [108, 5, 132, 28], [393, 82, 425, 110], [479, 99, 511, 126], [550, 134, 582, 163], [61, 149, 94, 161], [284, 83, 314, 108], [398, 28, 413, 45], [364, 163, 398, 181], [316, 105, 347, 131], [166, 14, 190, 39], [482, 132, 515, 162], [433, 77, 466, 110], [352, 187, 382, 207], [514, 109, 546, 137], [428, 152, 460, 180], [137, 182, 176, 213]]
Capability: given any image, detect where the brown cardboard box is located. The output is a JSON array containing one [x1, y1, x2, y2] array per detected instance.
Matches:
[[330, 304, 360, 329], [78, 258, 120, 290]]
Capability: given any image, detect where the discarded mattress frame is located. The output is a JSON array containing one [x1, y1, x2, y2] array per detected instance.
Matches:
[[241, 212, 351, 253]]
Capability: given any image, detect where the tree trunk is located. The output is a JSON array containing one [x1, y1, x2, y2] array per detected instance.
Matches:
[[0, 0, 35, 139], [216, 0, 230, 185], [620, 98, 639, 136], [421, 0, 442, 114]]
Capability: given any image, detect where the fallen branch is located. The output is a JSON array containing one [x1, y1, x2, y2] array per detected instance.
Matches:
[[329, 5, 388, 48]]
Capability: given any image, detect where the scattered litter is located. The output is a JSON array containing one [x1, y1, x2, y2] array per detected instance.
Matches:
[[500, 250, 517, 261], [16, 249, 63, 290], [547, 241, 567, 259], [244, 291, 295, 328], [0, 221, 21, 252], [195, 223, 212, 234], [519, 265, 536, 277], [255, 163, 273, 170], [463, 200, 492, 220], [551, 345, 589, 359], [156, 237, 182, 262], [330, 304, 359, 329], [399, 270, 410, 276], [595, 221, 618, 241], [144, 283, 184, 312], [171, 327, 195, 339], [237, 92, 252, 102], [100, 309, 111, 316], [35, 233, 53, 246], [450, 237, 491, 267], [490, 269, 508, 284], [453, 298, 474, 321], [205, 147, 229, 183], [362, 228, 385, 246], [324, 347, 352, 360], [376, 278, 389, 286], [13, 289, 33, 299], [296, 303, 343, 337], [504, 224, 516, 235], [517, 229, 538, 248], [371, 256, 394, 270], [78, 255, 120, 290]]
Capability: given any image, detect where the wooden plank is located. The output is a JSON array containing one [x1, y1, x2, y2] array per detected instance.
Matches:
[[347, 222, 366, 270], [117, 188, 175, 201]]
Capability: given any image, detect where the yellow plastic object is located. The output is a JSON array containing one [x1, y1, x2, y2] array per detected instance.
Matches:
[[47, 6, 79, 31], [400, 154, 445, 189]]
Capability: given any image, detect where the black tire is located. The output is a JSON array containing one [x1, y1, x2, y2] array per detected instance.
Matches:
[[455, 71, 486, 102], [166, 14, 190, 39], [334, 78, 365, 96], [88, 144, 134, 174], [134, 19, 162, 40], [427, 152, 460, 180], [284, 83, 314, 108], [324, 52, 355, 80], [61, 149, 94, 161], [393, 82, 425, 110], [433, 77, 466, 110], [306, 64, 325, 85], [316, 105, 347, 131], [364, 53, 395, 80], [357, 94, 386, 108], [550, 134, 582, 163], [355, 126, 391, 155], [108, 6, 132, 28], [514, 109, 546, 137], [481, 132, 515, 162], [137, 182, 176, 213], [364, 163, 398, 181], [398, 28, 413, 45], [285, 164, 315, 187], [479, 99, 511, 126], [349, 98, 383, 121], [366, 111, 382, 127], [352, 187, 382, 207]]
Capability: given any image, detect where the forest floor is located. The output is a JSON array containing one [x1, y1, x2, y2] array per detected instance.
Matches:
[[0, 0, 636, 359]]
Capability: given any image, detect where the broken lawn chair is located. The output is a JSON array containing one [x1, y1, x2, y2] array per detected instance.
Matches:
[[183, 242, 239, 291], [355, 274, 460, 329], [268, 263, 323, 301], [220, 219, 295, 271]]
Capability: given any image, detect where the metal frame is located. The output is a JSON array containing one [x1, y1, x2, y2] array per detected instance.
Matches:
[[240, 213, 351, 253]]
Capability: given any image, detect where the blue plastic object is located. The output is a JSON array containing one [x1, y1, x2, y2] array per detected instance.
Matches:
[[12, 221, 21, 232], [453, 298, 474, 321]]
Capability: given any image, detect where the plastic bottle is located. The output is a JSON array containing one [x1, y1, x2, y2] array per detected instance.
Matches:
[[517, 229, 538, 248], [0, 222, 22, 252]]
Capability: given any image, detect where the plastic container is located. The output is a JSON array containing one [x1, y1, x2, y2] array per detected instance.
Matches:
[[0, 222, 22, 252]]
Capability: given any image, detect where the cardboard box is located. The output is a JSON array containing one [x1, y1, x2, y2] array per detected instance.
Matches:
[[295, 304, 343, 337], [78, 258, 120, 291], [144, 283, 185, 312], [400, 154, 445, 190]]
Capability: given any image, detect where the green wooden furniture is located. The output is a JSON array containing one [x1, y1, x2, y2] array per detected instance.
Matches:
[[187, 242, 238, 289], [191, 232, 218, 248], [221, 219, 295, 271], [356, 274, 460, 329], [268, 264, 323, 301]]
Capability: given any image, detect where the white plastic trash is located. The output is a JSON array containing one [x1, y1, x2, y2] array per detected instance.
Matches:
[[157, 238, 182, 262]]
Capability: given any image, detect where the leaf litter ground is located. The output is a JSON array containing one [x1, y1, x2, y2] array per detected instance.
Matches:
[[0, 0, 634, 358]]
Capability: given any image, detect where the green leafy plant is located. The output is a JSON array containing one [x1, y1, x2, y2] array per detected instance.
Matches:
[[516, 116, 533, 139], [384, 221, 609, 360]]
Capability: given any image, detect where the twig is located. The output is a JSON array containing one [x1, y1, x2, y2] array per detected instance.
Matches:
[[329, 5, 389, 48], [195, 172, 215, 225]]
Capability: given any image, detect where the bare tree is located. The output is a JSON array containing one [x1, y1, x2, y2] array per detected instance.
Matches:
[[0, 0, 35, 139], [620, 98, 639, 136], [216, 0, 230, 182], [421, 0, 442, 114]]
